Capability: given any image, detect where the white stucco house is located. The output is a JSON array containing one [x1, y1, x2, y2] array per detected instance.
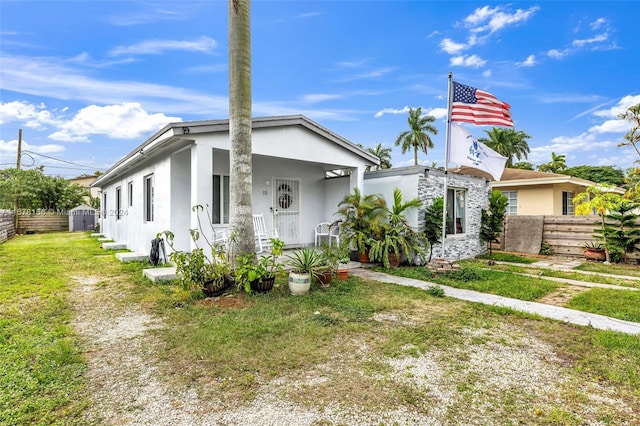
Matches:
[[92, 115, 378, 255]]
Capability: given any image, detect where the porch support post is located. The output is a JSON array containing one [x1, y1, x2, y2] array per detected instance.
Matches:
[[349, 166, 365, 194], [190, 141, 214, 250]]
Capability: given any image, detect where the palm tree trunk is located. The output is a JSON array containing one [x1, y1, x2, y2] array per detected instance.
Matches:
[[414, 146, 418, 166], [228, 0, 254, 259]]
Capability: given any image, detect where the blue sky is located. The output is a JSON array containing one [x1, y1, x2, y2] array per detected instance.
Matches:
[[1, 1, 639, 178]]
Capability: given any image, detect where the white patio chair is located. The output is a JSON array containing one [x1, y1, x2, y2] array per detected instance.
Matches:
[[314, 222, 331, 247], [253, 214, 279, 253]]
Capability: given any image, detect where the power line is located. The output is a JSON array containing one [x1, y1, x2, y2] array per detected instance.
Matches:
[[22, 150, 103, 172]]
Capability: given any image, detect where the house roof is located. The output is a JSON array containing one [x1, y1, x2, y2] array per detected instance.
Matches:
[[93, 115, 378, 188], [454, 166, 625, 194]]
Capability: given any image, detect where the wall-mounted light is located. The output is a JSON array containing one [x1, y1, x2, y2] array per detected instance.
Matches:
[[265, 180, 271, 186]]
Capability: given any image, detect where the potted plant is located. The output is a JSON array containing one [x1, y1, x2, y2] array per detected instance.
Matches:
[[235, 238, 285, 293], [583, 241, 606, 261], [160, 228, 231, 297], [335, 188, 387, 263], [317, 242, 350, 287], [285, 247, 323, 295]]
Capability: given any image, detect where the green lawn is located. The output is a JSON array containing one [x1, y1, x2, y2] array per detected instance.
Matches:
[[566, 288, 640, 322], [2, 233, 640, 425]]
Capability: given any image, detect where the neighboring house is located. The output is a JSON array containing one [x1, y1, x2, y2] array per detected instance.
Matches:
[[455, 167, 624, 216], [69, 175, 100, 204], [92, 115, 378, 255], [364, 166, 491, 260]]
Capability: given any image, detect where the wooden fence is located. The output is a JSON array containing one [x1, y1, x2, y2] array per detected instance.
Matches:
[[500, 215, 640, 261], [0, 210, 16, 243], [16, 211, 69, 234]]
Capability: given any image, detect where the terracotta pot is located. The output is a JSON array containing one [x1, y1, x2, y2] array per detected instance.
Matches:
[[317, 270, 333, 287], [388, 252, 401, 268], [584, 248, 606, 261], [358, 249, 370, 263], [250, 275, 276, 293], [336, 270, 348, 280]]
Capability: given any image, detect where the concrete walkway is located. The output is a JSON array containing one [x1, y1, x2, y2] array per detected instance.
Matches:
[[351, 269, 640, 335]]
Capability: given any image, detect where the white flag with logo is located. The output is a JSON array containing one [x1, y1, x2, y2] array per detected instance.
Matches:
[[449, 124, 507, 181]]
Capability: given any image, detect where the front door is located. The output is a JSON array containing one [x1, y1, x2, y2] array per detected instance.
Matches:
[[273, 178, 300, 245]]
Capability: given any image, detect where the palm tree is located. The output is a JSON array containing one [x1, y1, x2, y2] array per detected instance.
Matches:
[[365, 143, 392, 171], [537, 152, 567, 173], [228, 0, 254, 258], [479, 128, 531, 167], [618, 103, 640, 160], [394, 107, 438, 166]]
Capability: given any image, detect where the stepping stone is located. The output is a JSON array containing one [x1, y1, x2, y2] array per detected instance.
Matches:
[[115, 252, 148, 263], [98, 237, 111, 242], [101, 242, 127, 250], [143, 267, 177, 282], [91, 233, 104, 237]]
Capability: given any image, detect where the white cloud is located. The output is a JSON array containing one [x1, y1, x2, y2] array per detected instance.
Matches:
[[0, 101, 60, 129], [440, 38, 469, 54], [572, 33, 608, 47], [450, 54, 487, 68], [425, 107, 448, 120], [482, 69, 492, 77], [590, 18, 607, 30], [518, 54, 536, 67], [48, 103, 181, 142], [0, 54, 229, 117], [465, 5, 539, 34], [547, 49, 568, 59], [374, 106, 411, 118], [109, 36, 217, 56], [301, 94, 342, 104], [592, 95, 640, 119]]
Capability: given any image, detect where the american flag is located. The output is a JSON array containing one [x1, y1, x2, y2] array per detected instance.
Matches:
[[451, 81, 514, 127]]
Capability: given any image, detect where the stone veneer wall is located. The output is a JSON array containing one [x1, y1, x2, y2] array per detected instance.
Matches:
[[418, 169, 491, 261]]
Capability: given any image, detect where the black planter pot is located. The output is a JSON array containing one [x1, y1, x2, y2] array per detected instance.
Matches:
[[250, 275, 276, 293], [202, 277, 229, 297]]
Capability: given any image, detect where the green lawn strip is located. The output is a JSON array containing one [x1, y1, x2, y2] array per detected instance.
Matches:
[[575, 262, 640, 278], [464, 260, 640, 289], [0, 233, 101, 425], [565, 288, 640, 323], [375, 265, 561, 301], [475, 252, 539, 263]]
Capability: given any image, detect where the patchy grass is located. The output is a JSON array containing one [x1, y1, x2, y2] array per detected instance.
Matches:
[[3, 232, 640, 425], [377, 265, 561, 301], [566, 288, 640, 322], [475, 251, 539, 263], [465, 259, 640, 289], [575, 261, 640, 278], [0, 233, 104, 425]]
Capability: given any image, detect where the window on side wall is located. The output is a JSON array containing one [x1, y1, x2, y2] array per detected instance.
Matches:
[[128, 181, 133, 207], [501, 190, 518, 215], [144, 174, 154, 222], [562, 191, 574, 215], [446, 188, 466, 235], [102, 192, 107, 219], [115, 186, 122, 220], [212, 175, 230, 224]]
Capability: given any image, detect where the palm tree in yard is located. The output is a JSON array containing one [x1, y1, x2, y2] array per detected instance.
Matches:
[[228, 0, 254, 258], [537, 152, 567, 173], [366, 143, 393, 171], [395, 107, 438, 166], [479, 127, 532, 168]]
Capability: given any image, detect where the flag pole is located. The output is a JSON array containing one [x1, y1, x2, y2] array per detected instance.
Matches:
[[441, 72, 453, 259]]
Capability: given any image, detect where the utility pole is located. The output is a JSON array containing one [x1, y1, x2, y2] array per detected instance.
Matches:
[[15, 129, 22, 231], [16, 129, 22, 170]]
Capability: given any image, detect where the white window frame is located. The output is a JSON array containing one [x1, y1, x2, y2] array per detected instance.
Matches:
[[501, 190, 518, 215], [144, 174, 154, 222], [128, 181, 133, 207], [562, 191, 574, 215], [115, 186, 122, 220]]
